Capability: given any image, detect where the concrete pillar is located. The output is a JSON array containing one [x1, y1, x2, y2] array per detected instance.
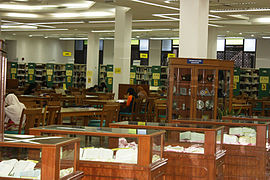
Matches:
[[207, 27, 218, 59], [179, 0, 209, 58], [86, 32, 99, 88], [149, 40, 161, 66], [113, 7, 132, 99], [103, 40, 114, 65]]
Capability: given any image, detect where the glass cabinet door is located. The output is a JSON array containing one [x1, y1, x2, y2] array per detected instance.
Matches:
[[194, 69, 216, 120], [171, 67, 193, 119], [218, 69, 233, 118]]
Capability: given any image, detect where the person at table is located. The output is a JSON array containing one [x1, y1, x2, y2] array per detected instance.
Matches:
[[4, 94, 26, 130], [98, 82, 108, 92], [137, 86, 148, 102], [87, 85, 99, 92], [24, 82, 38, 95], [120, 88, 137, 113]]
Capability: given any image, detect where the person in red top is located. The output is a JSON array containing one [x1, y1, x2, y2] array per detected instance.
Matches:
[[121, 88, 137, 113]]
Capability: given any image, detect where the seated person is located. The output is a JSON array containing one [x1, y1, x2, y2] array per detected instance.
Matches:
[[24, 83, 38, 95], [137, 86, 148, 102], [120, 88, 137, 113], [87, 85, 99, 92], [98, 82, 108, 92], [4, 94, 26, 130]]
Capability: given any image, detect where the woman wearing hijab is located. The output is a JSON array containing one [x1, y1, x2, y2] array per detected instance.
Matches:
[[4, 94, 26, 130]]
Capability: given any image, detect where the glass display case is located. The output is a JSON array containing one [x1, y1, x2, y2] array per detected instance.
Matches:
[[29, 125, 167, 180], [109, 121, 225, 180], [0, 134, 83, 179], [172, 118, 269, 180], [168, 58, 234, 120]]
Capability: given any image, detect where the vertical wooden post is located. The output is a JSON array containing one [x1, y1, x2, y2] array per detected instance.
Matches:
[[0, 40, 7, 142]]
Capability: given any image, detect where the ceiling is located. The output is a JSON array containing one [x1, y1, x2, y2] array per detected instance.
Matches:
[[2, 0, 270, 39]]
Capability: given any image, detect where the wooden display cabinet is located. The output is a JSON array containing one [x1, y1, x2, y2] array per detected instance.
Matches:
[[110, 121, 225, 180], [168, 58, 234, 121], [29, 125, 167, 180], [0, 134, 83, 179], [172, 118, 270, 180]]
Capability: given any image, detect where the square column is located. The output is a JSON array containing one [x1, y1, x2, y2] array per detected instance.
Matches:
[[86, 32, 99, 88], [113, 7, 132, 99], [179, 0, 209, 58]]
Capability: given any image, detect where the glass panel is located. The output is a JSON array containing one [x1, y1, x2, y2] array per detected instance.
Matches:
[[197, 69, 216, 119], [223, 126, 256, 146], [35, 125, 160, 135], [218, 70, 231, 119], [216, 129, 222, 153], [0, 146, 42, 179], [172, 67, 192, 119], [60, 143, 75, 178], [152, 135, 162, 163], [165, 130, 205, 154]]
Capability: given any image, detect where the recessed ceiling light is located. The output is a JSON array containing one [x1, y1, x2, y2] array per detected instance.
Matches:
[[44, 36, 48, 39], [239, 33, 243, 35], [12, 33, 16, 35], [251, 34, 254, 37], [29, 35, 33, 37], [226, 31, 230, 33]]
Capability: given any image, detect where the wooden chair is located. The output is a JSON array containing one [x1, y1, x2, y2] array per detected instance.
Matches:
[[47, 100, 61, 106], [42, 106, 61, 126], [75, 94, 86, 106], [144, 98, 155, 122], [18, 108, 43, 134], [22, 101, 39, 108], [119, 98, 143, 121], [88, 104, 120, 127], [154, 99, 167, 122]]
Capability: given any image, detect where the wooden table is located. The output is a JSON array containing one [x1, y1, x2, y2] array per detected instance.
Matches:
[[59, 107, 103, 125], [83, 99, 126, 106]]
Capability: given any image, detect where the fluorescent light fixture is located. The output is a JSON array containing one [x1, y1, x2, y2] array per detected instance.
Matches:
[[1, 25, 37, 29], [255, 17, 270, 23], [1, 28, 68, 32], [52, 11, 114, 18], [150, 37, 178, 40], [6, 13, 39, 18], [32, 21, 84, 25], [0, 4, 57, 10], [133, 19, 175, 22], [44, 36, 48, 39], [81, 11, 113, 17], [131, 0, 179, 11], [89, 20, 115, 23], [262, 37, 270, 39], [62, 1, 95, 9], [208, 24, 223, 27], [211, 8, 270, 13], [153, 14, 179, 21], [91, 30, 115, 33], [88, 19, 176, 24], [51, 13, 79, 18], [208, 14, 222, 19], [60, 38, 88, 40]]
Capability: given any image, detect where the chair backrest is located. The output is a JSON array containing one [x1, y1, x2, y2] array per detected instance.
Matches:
[[22, 101, 39, 108], [75, 94, 85, 106], [42, 105, 61, 126], [100, 104, 120, 127], [50, 93, 62, 101], [18, 108, 43, 134], [47, 100, 61, 106]]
